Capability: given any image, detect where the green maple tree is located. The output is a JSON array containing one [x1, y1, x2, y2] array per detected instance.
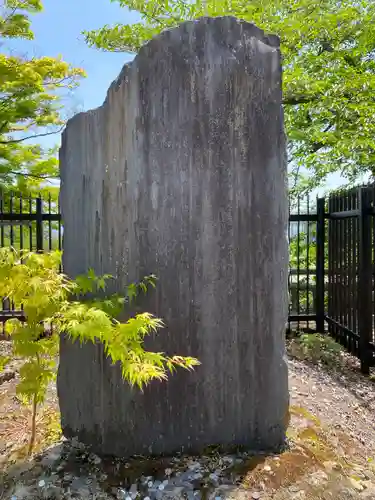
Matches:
[[0, 248, 199, 455], [83, 0, 375, 194], [0, 0, 84, 195]]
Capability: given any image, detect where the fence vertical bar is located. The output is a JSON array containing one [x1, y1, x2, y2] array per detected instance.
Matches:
[[306, 195, 310, 329], [288, 196, 291, 333], [343, 193, 350, 347], [9, 193, 14, 247], [296, 197, 301, 330], [48, 193, 52, 250], [36, 196, 43, 252], [316, 197, 325, 333], [19, 195, 24, 251], [358, 187, 372, 374], [347, 191, 354, 354], [372, 185, 375, 348], [0, 192, 4, 247]]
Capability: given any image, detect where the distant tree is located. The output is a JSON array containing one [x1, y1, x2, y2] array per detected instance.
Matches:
[[0, 0, 84, 196], [84, 0, 375, 194]]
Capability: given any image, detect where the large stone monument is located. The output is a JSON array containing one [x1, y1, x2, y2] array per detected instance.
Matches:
[[58, 16, 289, 457]]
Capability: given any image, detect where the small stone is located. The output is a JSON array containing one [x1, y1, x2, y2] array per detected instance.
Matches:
[[289, 485, 300, 493], [349, 478, 364, 492], [339, 487, 357, 499], [252, 493, 261, 499], [38, 480, 46, 488], [77, 486, 92, 497], [323, 461, 337, 472], [209, 473, 219, 482], [165, 468, 172, 476], [188, 462, 201, 470], [163, 480, 169, 486], [144, 497, 151, 500], [158, 484, 165, 491], [71, 477, 90, 491], [148, 488, 158, 499], [163, 486, 185, 498], [12, 486, 31, 500], [92, 454, 102, 465], [183, 471, 197, 481], [263, 465, 271, 472], [130, 484, 138, 494], [148, 481, 154, 488], [180, 481, 194, 490], [308, 471, 328, 486], [362, 481, 374, 490], [192, 473, 203, 480]]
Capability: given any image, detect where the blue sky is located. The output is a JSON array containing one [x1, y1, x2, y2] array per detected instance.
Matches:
[[12, 0, 138, 148]]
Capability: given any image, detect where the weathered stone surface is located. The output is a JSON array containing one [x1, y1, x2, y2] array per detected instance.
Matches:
[[58, 16, 289, 457]]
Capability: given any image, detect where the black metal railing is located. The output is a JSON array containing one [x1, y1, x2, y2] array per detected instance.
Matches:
[[0, 192, 62, 330], [288, 196, 326, 333], [290, 186, 375, 373]]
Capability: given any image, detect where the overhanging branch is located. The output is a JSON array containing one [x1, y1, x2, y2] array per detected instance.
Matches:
[[0, 127, 64, 144], [4, 170, 57, 181], [283, 95, 320, 105]]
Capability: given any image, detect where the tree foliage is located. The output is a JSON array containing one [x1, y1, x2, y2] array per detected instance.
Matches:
[[0, 248, 199, 453], [84, 0, 375, 193], [0, 0, 84, 194]]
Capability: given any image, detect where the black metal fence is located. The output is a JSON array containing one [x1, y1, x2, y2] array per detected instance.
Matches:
[[288, 196, 325, 333], [289, 186, 375, 373], [0, 192, 62, 329], [0, 192, 62, 252]]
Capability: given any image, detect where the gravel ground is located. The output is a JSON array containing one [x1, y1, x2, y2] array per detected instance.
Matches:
[[1, 340, 375, 499], [289, 356, 375, 458]]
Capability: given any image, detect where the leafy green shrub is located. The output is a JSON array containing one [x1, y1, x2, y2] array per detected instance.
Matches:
[[0, 248, 199, 454], [296, 334, 343, 365]]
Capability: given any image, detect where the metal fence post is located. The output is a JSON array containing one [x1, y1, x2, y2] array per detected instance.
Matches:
[[36, 197, 43, 252], [358, 187, 372, 374], [316, 197, 325, 333]]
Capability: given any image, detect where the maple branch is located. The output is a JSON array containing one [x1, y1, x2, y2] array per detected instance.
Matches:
[[5, 170, 57, 180], [0, 127, 64, 144]]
